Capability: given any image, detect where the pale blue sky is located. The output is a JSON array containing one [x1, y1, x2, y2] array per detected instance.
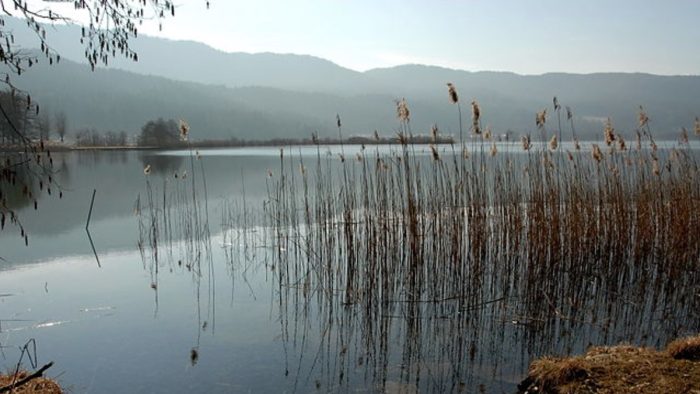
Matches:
[[42, 0, 700, 74]]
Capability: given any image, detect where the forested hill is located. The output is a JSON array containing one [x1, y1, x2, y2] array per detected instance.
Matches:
[[13, 57, 334, 140], [7, 17, 700, 140]]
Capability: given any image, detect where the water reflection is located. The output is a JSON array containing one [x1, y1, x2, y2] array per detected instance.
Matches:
[[139, 152, 184, 176], [0, 161, 39, 210], [0, 146, 697, 393]]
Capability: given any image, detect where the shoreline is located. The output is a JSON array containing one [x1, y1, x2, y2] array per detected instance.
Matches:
[[2, 138, 695, 153], [518, 334, 700, 393], [2, 138, 456, 153]]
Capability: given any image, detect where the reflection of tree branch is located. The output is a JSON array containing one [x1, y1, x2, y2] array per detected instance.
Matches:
[[0, 158, 30, 172], [85, 188, 100, 267], [86, 229, 100, 267]]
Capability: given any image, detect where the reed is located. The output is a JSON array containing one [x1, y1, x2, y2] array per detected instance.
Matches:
[[255, 95, 700, 391]]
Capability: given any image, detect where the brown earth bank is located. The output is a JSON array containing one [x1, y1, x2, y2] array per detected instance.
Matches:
[[518, 334, 700, 393]]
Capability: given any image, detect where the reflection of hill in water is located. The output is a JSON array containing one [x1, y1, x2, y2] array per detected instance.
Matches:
[[12, 150, 273, 233], [0, 150, 276, 265]]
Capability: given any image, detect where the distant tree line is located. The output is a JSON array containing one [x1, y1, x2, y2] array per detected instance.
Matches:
[[138, 118, 181, 147], [181, 134, 456, 148], [75, 129, 128, 147]]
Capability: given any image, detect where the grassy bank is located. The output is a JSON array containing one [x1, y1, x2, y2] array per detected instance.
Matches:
[[0, 371, 61, 393], [518, 334, 700, 393]]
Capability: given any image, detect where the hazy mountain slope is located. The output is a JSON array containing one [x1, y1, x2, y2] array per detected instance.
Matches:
[[8, 17, 379, 94], [13, 56, 700, 142], [6, 17, 700, 140], [13, 57, 331, 140]]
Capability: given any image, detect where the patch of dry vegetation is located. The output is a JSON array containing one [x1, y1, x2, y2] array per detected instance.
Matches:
[[0, 371, 62, 394], [667, 335, 700, 361], [519, 334, 700, 393]]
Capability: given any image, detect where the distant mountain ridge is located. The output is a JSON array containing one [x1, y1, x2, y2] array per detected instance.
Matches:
[[6, 17, 700, 140]]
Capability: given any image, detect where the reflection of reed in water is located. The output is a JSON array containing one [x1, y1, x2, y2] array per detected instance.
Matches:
[[263, 101, 700, 391], [135, 143, 216, 364]]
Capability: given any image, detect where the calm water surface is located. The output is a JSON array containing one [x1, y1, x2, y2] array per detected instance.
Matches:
[[0, 144, 697, 393]]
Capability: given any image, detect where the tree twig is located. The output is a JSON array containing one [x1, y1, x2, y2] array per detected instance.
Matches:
[[0, 361, 54, 393]]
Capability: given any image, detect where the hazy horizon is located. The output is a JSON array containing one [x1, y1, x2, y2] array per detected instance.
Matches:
[[23, 0, 700, 76]]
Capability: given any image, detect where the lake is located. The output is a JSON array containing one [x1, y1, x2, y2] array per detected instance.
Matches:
[[1, 142, 698, 393]]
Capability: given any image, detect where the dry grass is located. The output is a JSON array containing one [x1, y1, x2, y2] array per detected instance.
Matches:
[[0, 371, 62, 393], [525, 358, 589, 392], [519, 335, 700, 393], [667, 334, 700, 361]]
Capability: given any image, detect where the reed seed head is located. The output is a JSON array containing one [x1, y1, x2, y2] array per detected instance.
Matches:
[[490, 143, 498, 156], [591, 144, 602, 162], [471, 100, 480, 121], [638, 106, 649, 128], [521, 135, 531, 151], [471, 100, 481, 134], [553, 96, 560, 111], [447, 83, 459, 104], [695, 117, 700, 136], [536, 109, 547, 129], [179, 119, 190, 141], [396, 99, 410, 122], [566, 106, 573, 120], [549, 135, 558, 150], [604, 118, 616, 146], [143, 164, 151, 175], [617, 135, 626, 151]]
